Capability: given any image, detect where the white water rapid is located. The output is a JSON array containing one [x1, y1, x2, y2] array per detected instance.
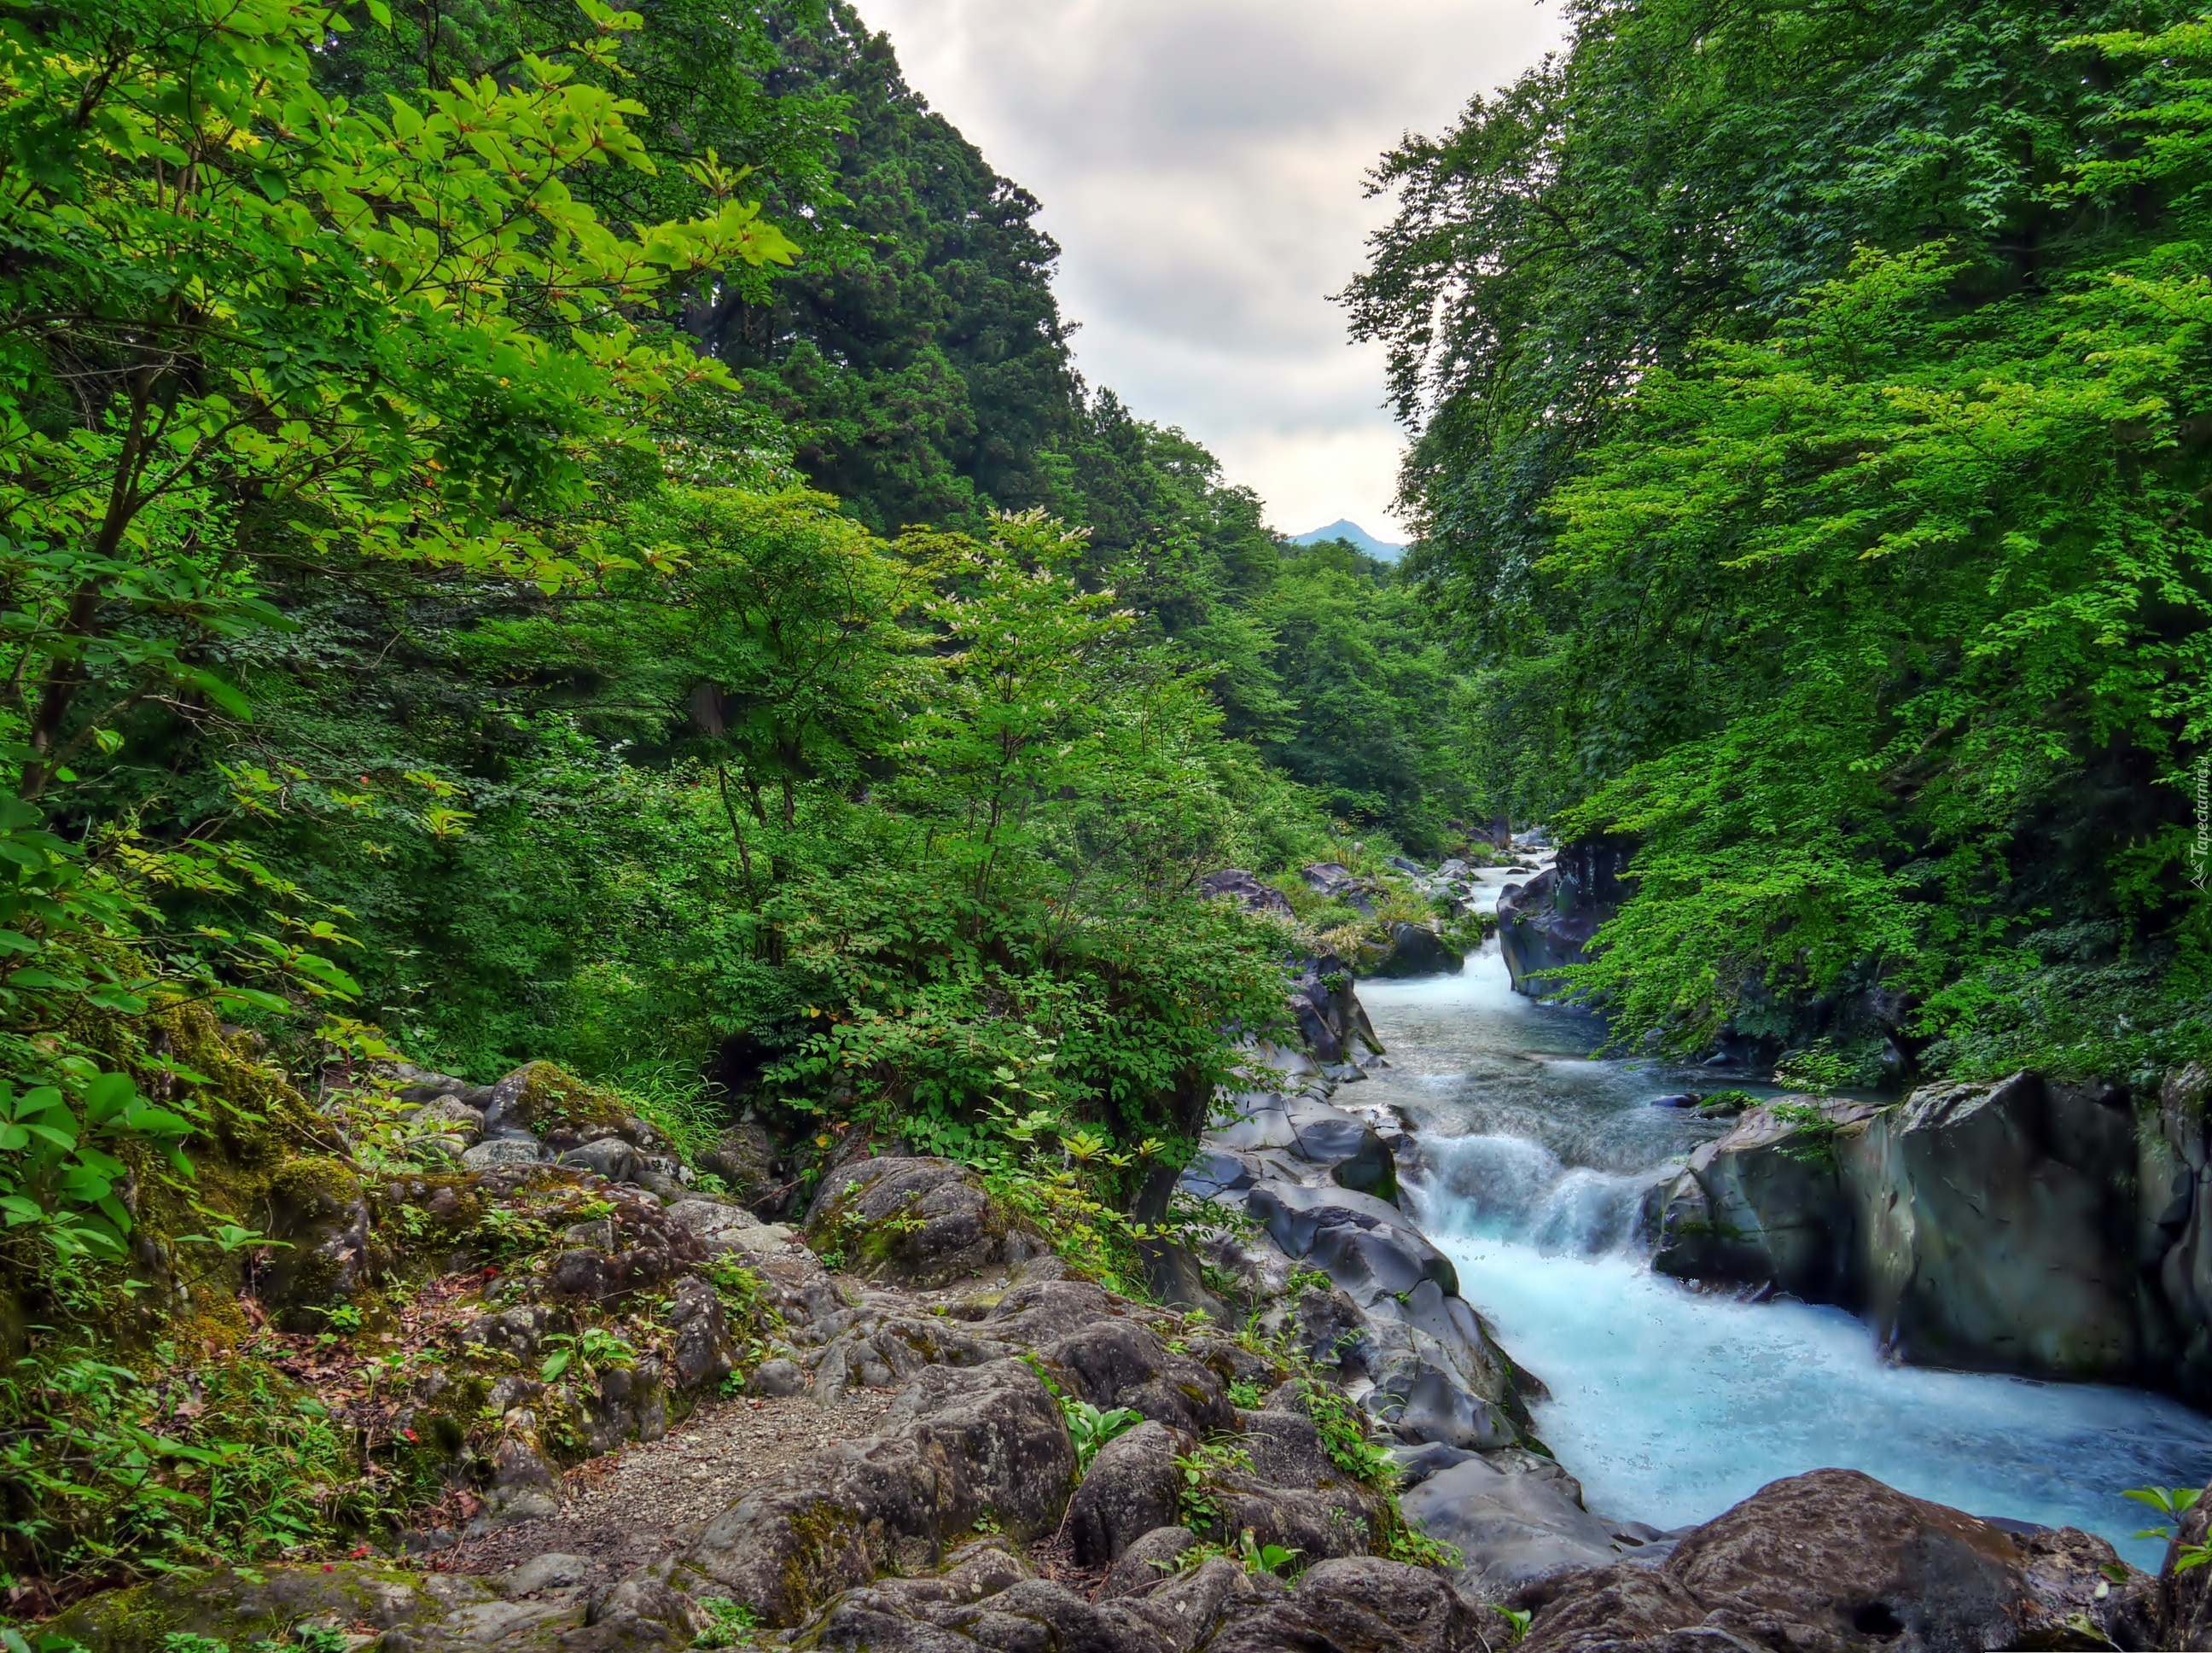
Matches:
[[1359, 894, 2212, 1569]]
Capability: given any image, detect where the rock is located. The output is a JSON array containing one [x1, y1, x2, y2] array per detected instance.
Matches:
[[1068, 1420, 1187, 1566], [562, 1135, 647, 1184], [1859, 1072, 2139, 1378], [409, 1093, 486, 1146], [1403, 1453, 1623, 1596], [501, 1552, 597, 1597], [1206, 1093, 1400, 1202], [1653, 1071, 2153, 1387], [1099, 1526, 1198, 1599], [1034, 1315, 1236, 1437], [1245, 1181, 1459, 1300], [463, 1138, 544, 1171], [1371, 1358, 1517, 1450], [1516, 1468, 2157, 1653], [1496, 835, 1631, 1000], [1200, 867, 1296, 919], [672, 1358, 1076, 1626], [1302, 862, 1379, 915], [806, 1156, 1039, 1288], [1202, 1557, 1487, 1653], [260, 1155, 376, 1322], [1371, 921, 1464, 980], [701, 1118, 777, 1202], [667, 1277, 736, 1388], [747, 1356, 808, 1397], [1288, 952, 1384, 1066], [43, 1563, 492, 1652], [1391, 1440, 1476, 1491], [1649, 1095, 1877, 1300]]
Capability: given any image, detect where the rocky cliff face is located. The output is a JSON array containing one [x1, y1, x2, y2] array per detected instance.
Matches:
[[1650, 1063, 2212, 1394], [1496, 836, 1633, 1000]]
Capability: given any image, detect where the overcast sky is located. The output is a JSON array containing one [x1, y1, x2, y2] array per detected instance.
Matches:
[[858, 0, 1566, 541]]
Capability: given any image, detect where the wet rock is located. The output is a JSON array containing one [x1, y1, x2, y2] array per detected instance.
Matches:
[[1372, 921, 1464, 980], [1246, 1180, 1458, 1299], [1516, 1468, 2157, 1653], [1860, 1071, 2140, 1379], [1497, 835, 1631, 1001], [1371, 1358, 1517, 1450], [672, 1357, 1076, 1626], [701, 1118, 777, 1202], [1069, 1420, 1187, 1566], [1391, 1440, 1476, 1491], [1403, 1453, 1623, 1595], [1649, 1095, 1876, 1300]]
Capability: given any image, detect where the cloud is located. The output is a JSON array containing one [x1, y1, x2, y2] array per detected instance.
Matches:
[[856, 0, 1566, 539]]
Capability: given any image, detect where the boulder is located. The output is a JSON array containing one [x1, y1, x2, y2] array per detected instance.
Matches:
[[1202, 1557, 1488, 1653], [1857, 1071, 2139, 1377], [1068, 1420, 1187, 1566], [1199, 867, 1296, 920], [1649, 1095, 1876, 1299], [1245, 1181, 1458, 1300], [1287, 952, 1383, 1066], [1516, 1468, 2157, 1653], [1496, 835, 1632, 1000], [1371, 921, 1464, 980], [260, 1155, 376, 1322], [463, 1138, 544, 1171], [44, 1563, 492, 1652], [562, 1136, 646, 1184], [1302, 862, 1379, 915], [1402, 1454, 1623, 1596], [672, 1358, 1076, 1626], [1099, 1525, 1198, 1599], [806, 1156, 1039, 1288]]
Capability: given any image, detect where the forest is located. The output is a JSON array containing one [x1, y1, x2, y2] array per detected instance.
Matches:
[[4, 0, 2212, 1642], [1349, 0, 2212, 1086]]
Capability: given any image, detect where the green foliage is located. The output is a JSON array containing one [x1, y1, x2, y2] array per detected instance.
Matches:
[[1236, 1528, 1300, 1577], [690, 1596, 763, 1649], [1063, 1399, 1143, 1475], [1300, 1378, 1400, 1489], [1355, 0, 2212, 1073], [2125, 1484, 2212, 1571], [1173, 1441, 1253, 1534], [0, 1348, 384, 1586]]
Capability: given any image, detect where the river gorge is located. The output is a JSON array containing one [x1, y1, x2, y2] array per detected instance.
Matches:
[[1355, 864, 2212, 1571]]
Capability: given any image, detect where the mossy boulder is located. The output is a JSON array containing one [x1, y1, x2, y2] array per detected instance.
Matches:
[[484, 1061, 626, 1135], [259, 1155, 377, 1325], [43, 1561, 488, 1652], [805, 1157, 1045, 1289]]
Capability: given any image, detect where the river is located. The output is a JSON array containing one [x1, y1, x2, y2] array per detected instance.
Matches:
[[1353, 882, 2212, 1569]]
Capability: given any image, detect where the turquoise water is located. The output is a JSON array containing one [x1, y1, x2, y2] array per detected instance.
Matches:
[[1357, 928, 2212, 1569]]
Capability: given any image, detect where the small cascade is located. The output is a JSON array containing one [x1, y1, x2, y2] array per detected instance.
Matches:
[[1409, 1131, 1658, 1260], [1353, 920, 2212, 1569]]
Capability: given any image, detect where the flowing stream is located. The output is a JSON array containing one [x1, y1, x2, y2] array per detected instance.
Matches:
[[1357, 873, 2212, 1568]]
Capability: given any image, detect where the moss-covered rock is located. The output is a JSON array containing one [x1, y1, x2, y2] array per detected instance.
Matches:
[[42, 1561, 488, 1652]]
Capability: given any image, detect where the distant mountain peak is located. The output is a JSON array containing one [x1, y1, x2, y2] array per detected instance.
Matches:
[[1288, 519, 1406, 562]]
